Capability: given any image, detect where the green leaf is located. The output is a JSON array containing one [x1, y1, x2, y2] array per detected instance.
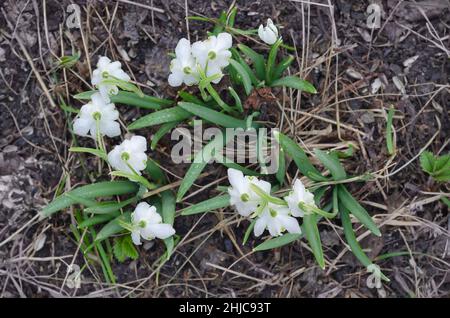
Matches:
[[275, 132, 327, 182], [271, 76, 317, 94], [101, 76, 144, 97], [181, 194, 230, 215], [128, 106, 191, 130], [74, 90, 172, 110], [237, 44, 266, 81], [337, 185, 381, 237], [386, 106, 396, 155], [145, 158, 166, 184], [340, 205, 389, 282], [58, 52, 80, 69], [314, 149, 347, 181], [419, 151, 434, 174], [243, 220, 256, 245], [150, 121, 179, 150], [176, 132, 229, 201], [272, 55, 294, 81], [266, 38, 283, 84], [69, 147, 108, 161], [110, 171, 156, 190], [229, 59, 253, 95], [41, 181, 139, 217], [253, 233, 303, 251], [302, 214, 325, 269], [78, 211, 120, 229], [161, 191, 176, 257], [228, 86, 243, 113], [178, 102, 247, 128], [113, 235, 139, 262], [433, 154, 450, 175], [84, 197, 137, 214], [178, 91, 207, 105], [441, 197, 450, 208], [95, 212, 131, 242], [276, 148, 286, 184]]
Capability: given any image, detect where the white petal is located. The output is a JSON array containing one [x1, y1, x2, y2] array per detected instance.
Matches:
[[99, 120, 121, 138], [254, 217, 267, 237], [168, 72, 184, 87], [132, 202, 151, 223], [131, 230, 142, 245], [97, 56, 111, 69], [279, 215, 302, 234], [216, 33, 232, 50], [129, 135, 147, 153], [73, 117, 93, 137], [128, 152, 147, 174], [175, 38, 192, 61], [146, 224, 175, 239]]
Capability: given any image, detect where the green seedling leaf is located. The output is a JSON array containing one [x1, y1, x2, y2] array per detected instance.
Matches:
[[340, 205, 389, 282], [69, 147, 108, 161], [110, 171, 156, 190], [84, 196, 137, 214], [178, 102, 247, 128], [229, 59, 253, 95], [74, 90, 172, 110], [41, 181, 139, 217], [113, 235, 139, 262], [95, 212, 131, 242], [314, 149, 347, 181], [272, 55, 294, 81], [386, 106, 396, 155], [151, 121, 179, 150], [181, 194, 231, 215], [266, 38, 283, 84], [58, 51, 80, 69], [275, 132, 327, 182], [302, 214, 325, 269], [271, 76, 317, 93], [128, 106, 191, 130], [337, 185, 381, 237], [237, 44, 266, 81], [253, 233, 303, 252], [78, 211, 120, 229], [101, 76, 144, 97]]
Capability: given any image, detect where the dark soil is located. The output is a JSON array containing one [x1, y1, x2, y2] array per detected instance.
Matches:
[[0, 0, 449, 298]]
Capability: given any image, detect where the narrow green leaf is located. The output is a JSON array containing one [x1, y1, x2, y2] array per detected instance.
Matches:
[[95, 212, 131, 242], [128, 106, 191, 130], [340, 205, 389, 282], [237, 44, 266, 81], [161, 191, 176, 225], [272, 55, 294, 81], [101, 76, 144, 97], [145, 158, 166, 185], [271, 76, 317, 94], [110, 171, 156, 190], [41, 181, 139, 217], [181, 194, 230, 215], [78, 211, 120, 229], [275, 132, 327, 182], [69, 147, 108, 161], [243, 220, 256, 245], [386, 107, 396, 155], [302, 214, 325, 269], [276, 148, 286, 185], [229, 59, 253, 95], [314, 149, 347, 181], [337, 185, 381, 237], [74, 90, 172, 109], [178, 102, 247, 128], [228, 86, 243, 113], [177, 133, 229, 201], [178, 91, 206, 105], [253, 233, 303, 251], [84, 197, 137, 214], [151, 121, 179, 150], [266, 38, 283, 84]]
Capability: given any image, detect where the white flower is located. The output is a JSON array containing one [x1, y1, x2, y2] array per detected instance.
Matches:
[[131, 202, 175, 245], [92, 56, 131, 99], [258, 18, 279, 45], [366, 264, 383, 289], [191, 33, 232, 83], [168, 38, 199, 87], [284, 179, 316, 217], [73, 92, 121, 138], [108, 135, 148, 175], [227, 168, 271, 217], [254, 202, 301, 237]]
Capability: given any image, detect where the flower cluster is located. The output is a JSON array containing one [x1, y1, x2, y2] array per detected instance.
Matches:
[[168, 33, 233, 87], [73, 56, 175, 245], [227, 168, 317, 237]]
